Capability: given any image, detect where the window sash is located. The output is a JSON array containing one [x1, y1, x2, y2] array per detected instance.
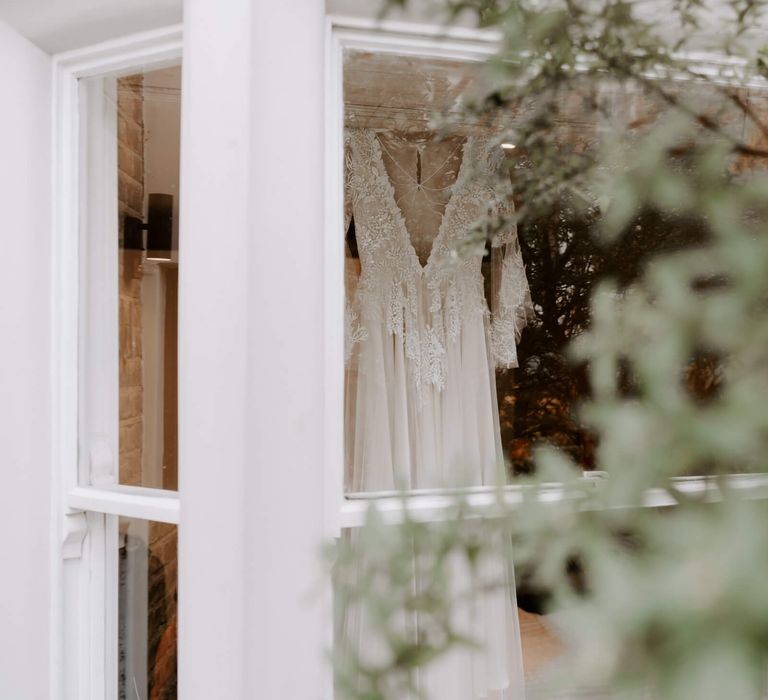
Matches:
[[68, 485, 180, 524], [325, 17, 768, 533], [52, 27, 183, 700]]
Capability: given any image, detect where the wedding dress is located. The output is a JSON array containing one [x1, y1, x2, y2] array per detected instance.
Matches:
[[344, 127, 533, 492], [342, 127, 534, 700]]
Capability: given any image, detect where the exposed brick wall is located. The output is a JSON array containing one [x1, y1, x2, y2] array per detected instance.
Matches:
[[117, 73, 177, 699], [118, 75, 145, 487], [148, 521, 177, 699]]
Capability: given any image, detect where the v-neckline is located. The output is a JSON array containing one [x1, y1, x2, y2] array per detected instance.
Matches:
[[371, 131, 472, 272]]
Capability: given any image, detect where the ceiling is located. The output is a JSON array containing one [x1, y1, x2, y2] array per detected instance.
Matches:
[[344, 50, 493, 132], [0, 0, 181, 54]]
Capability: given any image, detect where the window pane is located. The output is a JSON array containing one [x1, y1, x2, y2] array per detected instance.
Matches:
[[119, 517, 178, 700], [499, 80, 768, 476], [117, 66, 181, 489], [342, 49, 768, 494]]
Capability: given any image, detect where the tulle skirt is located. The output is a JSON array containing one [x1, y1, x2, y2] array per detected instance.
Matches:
[[342, 307, 526, 699], [346, 309, 506, 492]]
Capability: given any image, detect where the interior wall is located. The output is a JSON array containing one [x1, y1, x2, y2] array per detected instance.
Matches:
[[118, 74, 146, 488], [0, 16, 52, 700]]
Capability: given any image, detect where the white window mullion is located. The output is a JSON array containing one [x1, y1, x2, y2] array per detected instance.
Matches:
[[67, 485, 180, 524], [104, 514, 119, 700], [84, 512, 109, 700], [51, 46, 82, 700], [79, 75, 119, 488], [78, 72, 121, 700], [120, 517, 148, 699]]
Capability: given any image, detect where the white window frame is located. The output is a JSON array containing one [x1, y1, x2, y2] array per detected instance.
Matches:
[[51, 26, 182, 700], [324, 17, 768, 533]]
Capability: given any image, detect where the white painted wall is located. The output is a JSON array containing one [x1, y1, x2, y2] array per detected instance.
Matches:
[[0, 17, 52, 700], [245, 2, 328, 697], [0, 0, 182, 53], [326, 0, 474, 25], [179, 1, 328, 698], [177, 1, 249, 697]]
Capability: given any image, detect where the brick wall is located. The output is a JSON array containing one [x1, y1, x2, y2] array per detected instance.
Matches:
[[118, 75, 145, 487], [117, 73, 177, 699], [147, 522, 177, 699]]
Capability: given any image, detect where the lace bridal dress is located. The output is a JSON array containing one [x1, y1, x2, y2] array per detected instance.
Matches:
[[343, 127, 534, 700]]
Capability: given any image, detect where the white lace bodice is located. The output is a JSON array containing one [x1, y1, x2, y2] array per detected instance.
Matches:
[[345, 127, 533, 394]]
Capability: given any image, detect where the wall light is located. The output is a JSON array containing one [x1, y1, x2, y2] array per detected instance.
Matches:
[[123, 193, 174, 262]]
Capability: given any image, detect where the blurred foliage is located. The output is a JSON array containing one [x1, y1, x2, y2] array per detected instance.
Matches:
[[498, 196, 711, 474], [331, 1, 768, 699]]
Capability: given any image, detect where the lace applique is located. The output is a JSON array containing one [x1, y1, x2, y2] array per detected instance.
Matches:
[[490, 236, 535, 368], [344, 255, 368, 365], [344, 301, 368, 365], [422, 325, 447, 392]]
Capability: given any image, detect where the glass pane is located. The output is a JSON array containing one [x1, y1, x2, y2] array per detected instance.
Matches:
[[343, 48, 768, 494], [117, 66, 181, 488], [500, 79, 768, 476], [119, 517, 178, 700]]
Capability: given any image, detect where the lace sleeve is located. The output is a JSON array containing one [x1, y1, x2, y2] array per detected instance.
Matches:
[[344, 134, 353, 234], [344, 132, 367, 365], [489, 197, 534, 369]]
